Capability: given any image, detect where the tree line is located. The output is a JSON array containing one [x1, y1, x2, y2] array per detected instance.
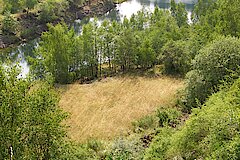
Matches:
[[31, 1, 189, 84]]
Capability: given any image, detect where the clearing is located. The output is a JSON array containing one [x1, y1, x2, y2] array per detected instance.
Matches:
[[59, 76, 184, 142]]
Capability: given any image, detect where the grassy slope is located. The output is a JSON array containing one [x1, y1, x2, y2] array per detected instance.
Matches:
[[59, 76, 184, 142]]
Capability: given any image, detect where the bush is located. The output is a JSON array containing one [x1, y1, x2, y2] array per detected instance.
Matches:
[[132, 108, 181, 132], [144, 127, 175, 160], [156, 108, 181, 127], [145, 78, 240, 159], [66, 140, 105, 160], [184, 36, 240, 108], [106, 137, 145, 160], [169, 78, 240, 159], [160, 40, 191, 75], [132, 115, 157, 132], [2, 11, 18, 35], [20, 27, 37, 40]]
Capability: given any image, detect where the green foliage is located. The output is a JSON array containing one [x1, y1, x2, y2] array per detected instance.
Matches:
[[31, 6, 189, 83], [132, 108, 181, 133], [2, 11, 18, 35], [24, 0, 38, 10], [193, 0, 240, 37], [156, 108, 181, 127], [132, 115, 157, 132], [33, 23, 77, 84], [184, 36, 240, 108], [20, 26, 37, 39], [136, 37, 156, 69], [145, 78, 240, 159], [192, 0, 217, 22], [144, 127, 175, 160], [0, 65, 69, 159], [37, 0, 69, 23], [160, 40, 191, 75], [170, 78, 240, 159], [70, 139, 106, 160], [106, 137, 145, 160], [170, 0, 188, 27], [2, 0, 24, 13]]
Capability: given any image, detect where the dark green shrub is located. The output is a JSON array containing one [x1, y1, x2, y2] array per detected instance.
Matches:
[[2, 11, 18, 35], [20, 27, 37, 40], [156, 108, 181, 127], [184, 36, 240, 108], [85, 139, 104, 153], [160, 40, 191, 75]]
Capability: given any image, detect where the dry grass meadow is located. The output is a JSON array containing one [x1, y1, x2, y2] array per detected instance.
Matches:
[[59, 76, 184, 142]]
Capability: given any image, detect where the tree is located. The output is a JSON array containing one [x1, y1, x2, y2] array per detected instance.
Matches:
[[81, 21, 98, 78], [0, 65, 68, 159], [192, 0, 217, 22], [99, 19, 115, 74], [115, 26, 138, 72], [34, 23, 76, 84], [170, 0, 188, 27], [161, 40, 191, 75], [137, 37, 155, 69], [215, 0, 240, 37]]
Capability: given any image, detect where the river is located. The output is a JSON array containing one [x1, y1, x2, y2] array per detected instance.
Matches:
[[2, 0, 196, 77]]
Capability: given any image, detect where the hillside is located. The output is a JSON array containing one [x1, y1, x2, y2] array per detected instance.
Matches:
[[59, 76, 184, 142]]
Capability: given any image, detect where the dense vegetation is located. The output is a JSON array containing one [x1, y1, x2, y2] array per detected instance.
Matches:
[[1, 0, 240, 159], [31, 2, 189, 84], [0, 65, 70, 159]]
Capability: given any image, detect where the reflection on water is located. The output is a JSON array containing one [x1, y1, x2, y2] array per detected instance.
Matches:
[[111, 0, 195, 20], [74, 0, 196, 33], [0, 40, 37, 78]]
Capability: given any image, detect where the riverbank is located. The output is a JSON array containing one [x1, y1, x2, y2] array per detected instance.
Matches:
[[0, 0, 116, 49]]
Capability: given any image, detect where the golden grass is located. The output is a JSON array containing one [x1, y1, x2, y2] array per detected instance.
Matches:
[[59, 76, 184, 142]]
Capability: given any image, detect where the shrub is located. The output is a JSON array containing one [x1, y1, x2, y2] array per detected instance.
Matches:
[[169, 78, 240, 159], [156, 108, 181, 127], [184, 36, 240, 108], [132, 115, 157, 132], [20, 27, 37, 40], [106, 137, 145, 160], [144, 127, 175, 160], [146, 78, 240, 159], [160, 40, 191, 75], [2, 11, 18, 35]]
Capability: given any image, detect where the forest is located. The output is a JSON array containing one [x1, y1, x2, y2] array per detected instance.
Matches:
[[1, 0, 240, 159]]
